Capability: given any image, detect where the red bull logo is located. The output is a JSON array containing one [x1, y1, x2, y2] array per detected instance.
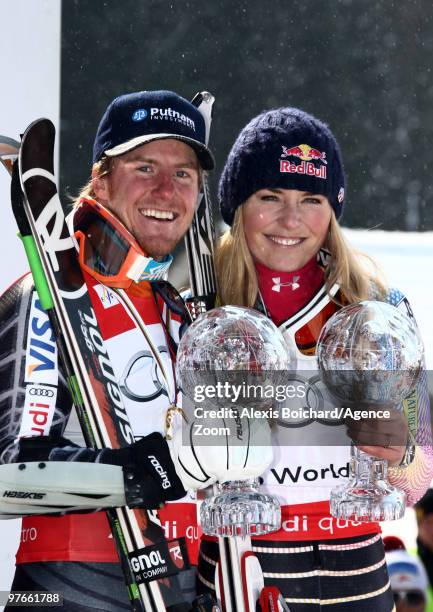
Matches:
[[280, 144, 327, 179]]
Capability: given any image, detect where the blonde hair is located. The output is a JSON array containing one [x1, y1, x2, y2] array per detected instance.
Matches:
[[215, 206, 387, 307], [71, 157, 114, 209]]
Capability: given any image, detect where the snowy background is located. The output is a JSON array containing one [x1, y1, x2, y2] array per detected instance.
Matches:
[[0, 0, 432, 604], [0, 0, 60, 604], [0, 0, 60, 295]]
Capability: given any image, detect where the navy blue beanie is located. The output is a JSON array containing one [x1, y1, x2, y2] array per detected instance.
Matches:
[[219, 108, 346, 225]]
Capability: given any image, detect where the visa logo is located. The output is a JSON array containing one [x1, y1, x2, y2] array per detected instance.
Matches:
[[25, 294, 58, 384]]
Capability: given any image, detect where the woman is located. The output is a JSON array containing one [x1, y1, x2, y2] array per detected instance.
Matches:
[[198, 108, 433, 610]]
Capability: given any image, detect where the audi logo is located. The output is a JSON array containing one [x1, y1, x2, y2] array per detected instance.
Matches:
[[28, 387, 55, 397]]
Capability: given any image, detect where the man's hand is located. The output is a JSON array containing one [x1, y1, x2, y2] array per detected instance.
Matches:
[[345, 406, 408, 466]]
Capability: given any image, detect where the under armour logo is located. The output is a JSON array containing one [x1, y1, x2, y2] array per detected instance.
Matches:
[[272, 276, 300, 292]]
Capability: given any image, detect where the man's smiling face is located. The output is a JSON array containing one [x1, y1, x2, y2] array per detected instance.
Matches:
[[93, 139, 200, 259]]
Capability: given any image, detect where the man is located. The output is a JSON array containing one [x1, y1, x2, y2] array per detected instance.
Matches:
[[415, 489, 433, 610], [0, 90, 270, 611], [385, 540, 429, 612]]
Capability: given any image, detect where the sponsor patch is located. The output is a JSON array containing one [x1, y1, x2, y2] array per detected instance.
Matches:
[[19, 384, 57, 437], [132, 109, 148, 121], [280, 143, 327, 180], [3, 491, 46, 500], [281, 143, 327, 164], [280, 159, 327, 179], [150, 107, 195, 131], [24, 293, 58, 385], [93, 284, 120, 309], [128, 538, 189, 584]]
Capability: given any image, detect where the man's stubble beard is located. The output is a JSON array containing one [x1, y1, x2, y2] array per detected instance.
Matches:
[[136, 225, 191, 261]]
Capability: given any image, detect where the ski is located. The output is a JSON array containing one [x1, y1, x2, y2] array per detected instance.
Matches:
[[11, 118, 191, 611], [0, 461, 126, 517], [186, 94, 266, 612], [185, 92, 217, 314], [0, 134, 19, 174]]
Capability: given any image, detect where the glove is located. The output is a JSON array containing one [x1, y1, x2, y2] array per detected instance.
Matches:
[[17, 433, 187, 510], [102, 433, 187, 509], [167, 410, 273, 490]]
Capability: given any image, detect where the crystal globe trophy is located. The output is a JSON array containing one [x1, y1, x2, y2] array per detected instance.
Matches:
[[176, 305, 289, 538], [317, 300, 424, 521]]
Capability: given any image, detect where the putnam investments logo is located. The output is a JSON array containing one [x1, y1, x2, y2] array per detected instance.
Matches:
[[131, 107, 195, 130], [132, 109, 148, 121]]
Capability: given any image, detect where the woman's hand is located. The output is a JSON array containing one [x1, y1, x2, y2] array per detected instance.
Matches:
[[345, 406, 408, 466]]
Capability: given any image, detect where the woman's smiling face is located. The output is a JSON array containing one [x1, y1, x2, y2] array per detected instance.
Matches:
[[242, 188, 332, 272]]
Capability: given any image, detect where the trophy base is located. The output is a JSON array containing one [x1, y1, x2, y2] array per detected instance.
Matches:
[[330, 480, 406, 522], [200, 480, 281, 538]]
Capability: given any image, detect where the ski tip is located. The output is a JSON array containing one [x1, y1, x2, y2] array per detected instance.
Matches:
[[22, 118, 56, 138], [191, 91, 215, 108], [19, 118, 57, 185]]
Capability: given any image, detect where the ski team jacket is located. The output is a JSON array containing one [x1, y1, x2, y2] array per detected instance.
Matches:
[[0, 271, 198, 564]]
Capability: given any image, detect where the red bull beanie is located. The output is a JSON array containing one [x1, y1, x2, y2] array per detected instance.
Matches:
[[219, 107, 346, 226]]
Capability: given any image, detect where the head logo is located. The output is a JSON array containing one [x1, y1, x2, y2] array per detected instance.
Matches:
[[281, 144, 327, 164], [132, 109, 148, 122]]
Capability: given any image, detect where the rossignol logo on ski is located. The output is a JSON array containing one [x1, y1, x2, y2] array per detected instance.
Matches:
[[78, 306, 134, 444], [128, 539, 188, 584], [131, 548, 166, 575]]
